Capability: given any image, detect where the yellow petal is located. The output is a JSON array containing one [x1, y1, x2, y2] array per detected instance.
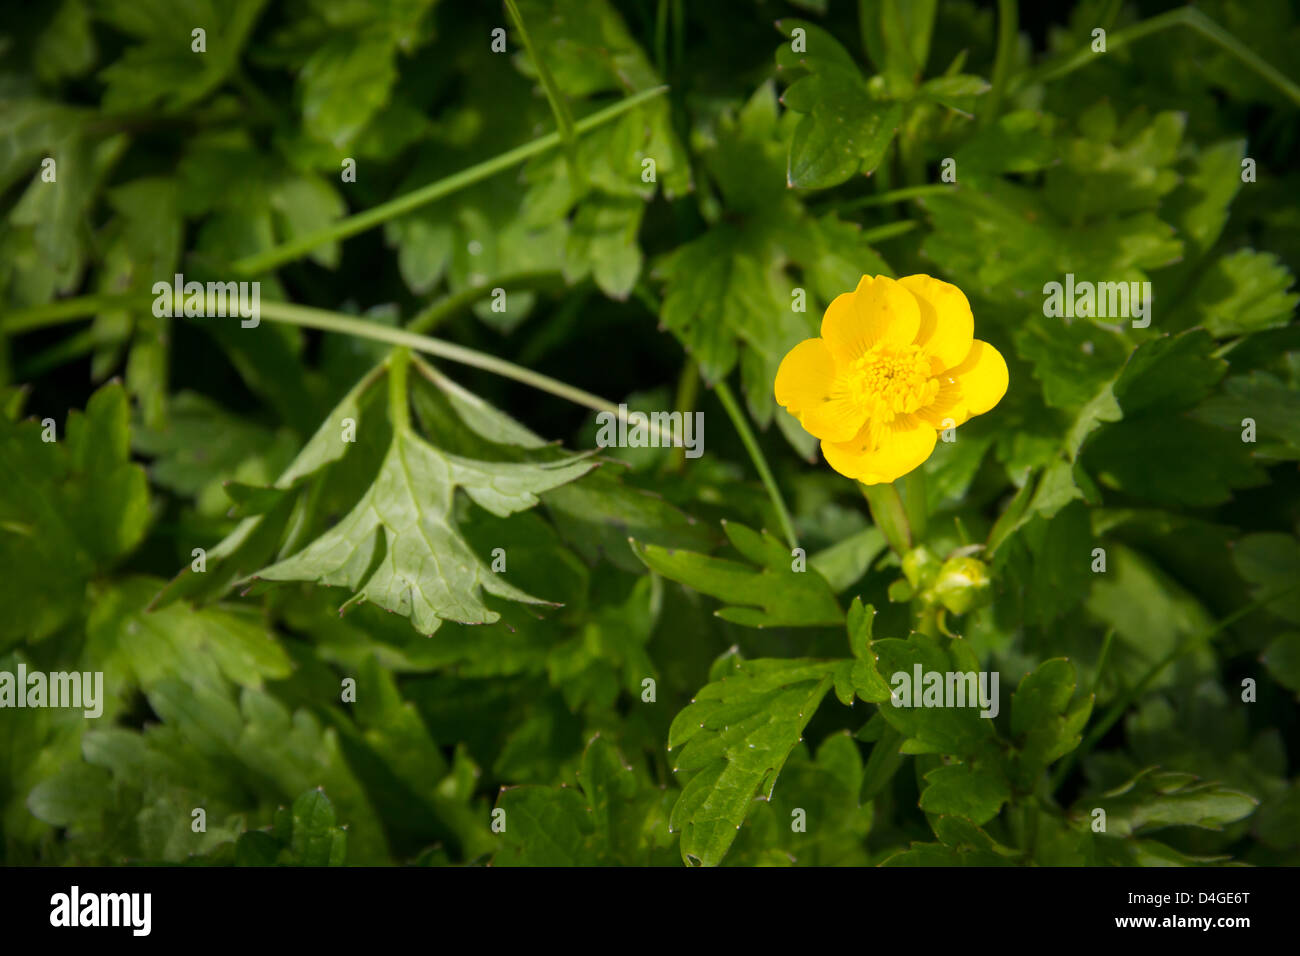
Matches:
[[899, 274, 973, 371], [950, 339, 1008, 418], [774, 338, 835, 415], [821, 276, 921, 365], [800, 378, 869, 442], [821, 414, 938, 485], [775, 338, 866, 442], [915, 376, 967, 429]]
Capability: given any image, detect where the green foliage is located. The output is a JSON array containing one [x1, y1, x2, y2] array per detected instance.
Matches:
[[668, 652, 838, 866], [2, 0, 1298, 870], [631, 520, 843, 628]]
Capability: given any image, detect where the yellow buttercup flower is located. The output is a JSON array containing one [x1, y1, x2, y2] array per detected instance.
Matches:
[[775, 274, 1008, 485]]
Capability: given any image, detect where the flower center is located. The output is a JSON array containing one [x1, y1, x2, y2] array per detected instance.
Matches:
[[849, 343, 939, 421]]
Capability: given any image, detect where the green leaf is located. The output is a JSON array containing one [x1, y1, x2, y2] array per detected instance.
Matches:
[[809, 526, 887, 593], [785, 77, 902, 189], [871, 633, 999, 756], [775, 21, 901, 189], [1186, 249, 1297, 337], [1013, 311, 1129, 410], [631, 521, 843, 628], [493, 785, 599, 866], [919, 762, 1009, 825], [299, 33, 399, 149], [654, 220, 794, 393], [97, 0, 266, 112], [150, 363, 387, 609], [915, 74, 990, 112], [34, 0, 97, 82], [1087, 543, 1215, 669], [1232, 533, 1300, 624], [1193, 372, 1300, 456], [1009, 658, 1092, 788], [252, 415, 595, 635], [997, 500, 1094, 628], [0, 382, 149, 643], [563, 194, 644, 299], [87, 577, 292, 715], [494, 735, 675, 866], [1262, 632, 1300, 697], [1082, 768, 1258, 837], [1112, 330, 1226, 416], [270, 175, 346, 268], [880, 840, 1014, 866], [1084, 415, 1264, 506], [669, 654, 838, 866], [952, 110, 1059, 184], [544, 466, 717, 573], [920, 106, 1190, 301], [289, 789, 348, 866], [725, 733, 872, 865]]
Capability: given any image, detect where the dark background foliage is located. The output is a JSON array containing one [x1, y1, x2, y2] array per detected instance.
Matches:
[[1, 0, 1298, 866]]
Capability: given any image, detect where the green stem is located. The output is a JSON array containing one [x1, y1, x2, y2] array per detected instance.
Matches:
[[1089, 627, 1116, 698], [860, 482, 911, 556], [714, 379, 798, 550], [2, 293, 144, 334], [984, 0, 1018, 126], [1035, 7, 1300, 106], [504, 0, 578, 181], [14, 326, 101, 378], [665, 358, 700, 473], [505, 0, 574, 144], [406, 271, 563, 335], [251, 300, 674, 443], [900, 468, 928, 542], [387, 348, 411, 433], [816, 184, 954, 216], [915, 604, 941, 638], [229, 85, 668, 276], [2, 274, 561, 341], [858, 220, 918, 244]]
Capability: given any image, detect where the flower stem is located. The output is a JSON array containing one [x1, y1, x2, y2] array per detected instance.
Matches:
[[900, 468, 928, 542], [860, 481, 911, 556], [714, 379, 798, 550]]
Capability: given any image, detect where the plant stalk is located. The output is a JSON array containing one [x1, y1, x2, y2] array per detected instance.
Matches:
[[714, 380, 798, 550]]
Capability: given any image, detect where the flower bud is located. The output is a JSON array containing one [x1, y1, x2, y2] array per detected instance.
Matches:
[[901, 545, 940, 591], [930, 555, 992, 616]]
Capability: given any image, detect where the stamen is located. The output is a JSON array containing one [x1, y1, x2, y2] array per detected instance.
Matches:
[[847, 343, 939, 448]]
